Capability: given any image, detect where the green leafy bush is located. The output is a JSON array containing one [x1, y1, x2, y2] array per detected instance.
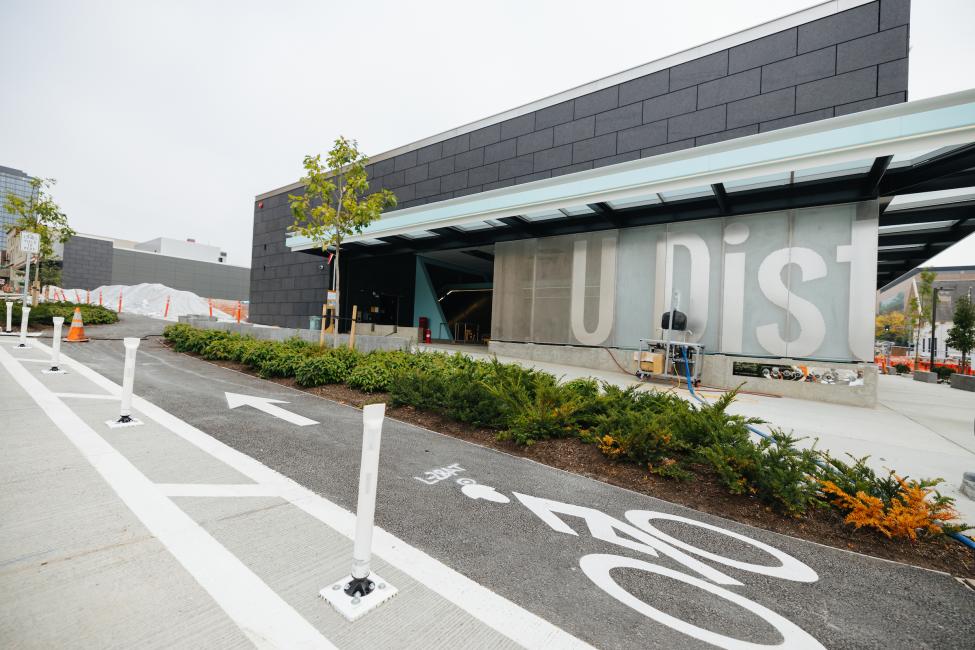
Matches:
[[932, 365, 955, 381], [295, 348, 360, 386], [894, 363, 910, 374], [346, 351, 412, 392], [699, 430, 823, 516], [201, 334, 251, 361], [1, 301, 119, 326]]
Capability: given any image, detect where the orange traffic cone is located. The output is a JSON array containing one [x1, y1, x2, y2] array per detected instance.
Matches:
[[65, 307, 90, 342]]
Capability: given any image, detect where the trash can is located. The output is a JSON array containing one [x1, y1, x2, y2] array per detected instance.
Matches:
[[309, 315, 322, 331]]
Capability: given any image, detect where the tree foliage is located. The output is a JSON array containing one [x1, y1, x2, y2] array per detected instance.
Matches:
[[3, 177, 73, 287], [289, 137, 396, 344], [910, 269, 936, 365], [946, 295, 975, 373], [875, 310, 909, 344]]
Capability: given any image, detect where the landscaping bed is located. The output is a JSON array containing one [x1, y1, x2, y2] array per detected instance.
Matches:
[[161, 324, 975, 577], [0, 301, 118, 331]]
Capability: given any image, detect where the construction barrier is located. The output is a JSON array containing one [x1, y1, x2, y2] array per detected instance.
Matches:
[[65, 307, 90, 342]]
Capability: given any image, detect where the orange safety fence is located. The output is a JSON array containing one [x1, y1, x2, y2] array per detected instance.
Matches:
[[876, 355, 974, 375]]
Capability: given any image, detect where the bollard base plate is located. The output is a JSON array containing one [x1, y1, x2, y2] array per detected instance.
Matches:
[[320, 572, 398, 621], [42, 368, 67, 374], [105, 417, 144, 429]]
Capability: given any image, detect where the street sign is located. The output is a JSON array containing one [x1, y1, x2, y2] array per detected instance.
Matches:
[[20, 232, 40, 253]]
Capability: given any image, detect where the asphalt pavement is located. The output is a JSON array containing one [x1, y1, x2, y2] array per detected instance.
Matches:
[[5, 314, 965, 649]]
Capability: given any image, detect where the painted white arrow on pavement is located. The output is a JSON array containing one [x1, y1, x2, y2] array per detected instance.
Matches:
[[225, 392, 319, 426]]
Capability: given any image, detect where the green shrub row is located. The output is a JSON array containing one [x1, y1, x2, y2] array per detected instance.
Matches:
[[163, 324, 964, 535], [0, 301, 119, 326]]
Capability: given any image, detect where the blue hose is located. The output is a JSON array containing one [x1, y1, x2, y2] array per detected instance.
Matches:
[[676, 345, 975, 552]]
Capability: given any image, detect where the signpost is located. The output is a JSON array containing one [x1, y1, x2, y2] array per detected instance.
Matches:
[[20, 232, 40, 306]]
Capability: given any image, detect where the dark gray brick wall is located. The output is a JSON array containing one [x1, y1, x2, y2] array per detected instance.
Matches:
[[249, 190, 332, 329], [109, 249, 249, 300], [251, 0, 910, 327], [354, 0, 909, 211], [62, 236, 113, 290]]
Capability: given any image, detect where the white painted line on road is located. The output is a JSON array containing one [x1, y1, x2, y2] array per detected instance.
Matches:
[[54, 392, 116, 400], [0, 344, 336, 650], [42, 341, 594, 650], [225, 392, 319, 427], [15, 358, 49, 363], [158, 483, 281, 498]]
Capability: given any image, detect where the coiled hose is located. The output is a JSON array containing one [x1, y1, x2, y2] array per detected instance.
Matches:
[[676, 345, 975, 552]]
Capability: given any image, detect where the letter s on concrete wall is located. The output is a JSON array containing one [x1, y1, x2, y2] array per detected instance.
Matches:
[[756, 247, 827, 358]]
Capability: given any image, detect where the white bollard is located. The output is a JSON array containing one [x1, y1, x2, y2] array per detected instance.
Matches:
[[46, 317, 65, 373], [4, 301, 12, 332], [350, 402, 385, 587], [320, 402, 398, 620], [17, 306, 30, 348], [108, 337, 143, 427]]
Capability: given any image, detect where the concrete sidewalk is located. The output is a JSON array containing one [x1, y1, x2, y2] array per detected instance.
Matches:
[[426, 344, 975, 525]]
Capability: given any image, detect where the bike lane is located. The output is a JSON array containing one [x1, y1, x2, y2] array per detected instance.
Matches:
[[63, 337, 975, 649]]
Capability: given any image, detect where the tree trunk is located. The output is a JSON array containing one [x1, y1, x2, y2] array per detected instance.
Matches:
[[333, 244, 341, 349]]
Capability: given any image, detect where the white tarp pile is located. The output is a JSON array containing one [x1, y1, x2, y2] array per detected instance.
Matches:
[[47, 283, 236, 322]]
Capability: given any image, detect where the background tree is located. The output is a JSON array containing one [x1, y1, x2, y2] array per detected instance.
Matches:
[[289, 137, 396, 345], [909, 269, 936, 366], [3, 177, 73, 294], [875, 310, 909, 345], [946, 294, 975, 374]]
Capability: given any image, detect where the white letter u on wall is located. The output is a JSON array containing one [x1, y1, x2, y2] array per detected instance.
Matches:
[[570, 237, 617, 346]]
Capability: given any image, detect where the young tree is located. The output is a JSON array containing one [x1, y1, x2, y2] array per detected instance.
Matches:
[[946, 295, 975, 374], [909, 269, 937, 366], [289, 137, 396, 346], [3, 177, 73, 297]]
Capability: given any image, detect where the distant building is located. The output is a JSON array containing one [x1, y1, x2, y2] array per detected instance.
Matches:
[[0, 165, 38, 284], [61, 233, 248, 300], [878, 266, 975, 360], [134, 237, 229, 264]]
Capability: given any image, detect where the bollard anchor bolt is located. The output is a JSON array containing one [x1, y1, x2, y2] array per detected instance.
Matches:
[[343, 576, 375, 598]]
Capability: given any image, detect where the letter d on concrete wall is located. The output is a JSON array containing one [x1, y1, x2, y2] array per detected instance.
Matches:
[[570, 237, 617, 346]]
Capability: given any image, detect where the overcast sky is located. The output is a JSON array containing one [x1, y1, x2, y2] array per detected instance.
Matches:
[[2, 0, 973, 268]]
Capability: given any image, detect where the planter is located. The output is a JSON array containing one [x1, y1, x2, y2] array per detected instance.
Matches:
[[950, 373, 975, 392], [912, 370, 938, 384]]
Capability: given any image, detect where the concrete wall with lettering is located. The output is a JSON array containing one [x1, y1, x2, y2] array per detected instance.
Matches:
[[492, 202, 878, 362]]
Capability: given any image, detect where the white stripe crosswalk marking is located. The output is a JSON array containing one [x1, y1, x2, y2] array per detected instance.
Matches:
[[0, 344, 336, 650]]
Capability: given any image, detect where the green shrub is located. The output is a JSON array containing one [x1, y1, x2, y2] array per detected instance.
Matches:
[[699, 430, 823, 516], [1, 301, 119, 326], [201, 334, 251, 361], [818, 453, 901, 507], [894, 363, 910, 374], [482, 363, 583, 445], [240, 340, 279, 368], [295, 348, 360, 386], [346, 351, 412, 392], [258, 347, 308, 378], [932, 365, 955, 381]]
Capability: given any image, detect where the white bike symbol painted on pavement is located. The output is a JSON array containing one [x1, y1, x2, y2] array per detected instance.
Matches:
[[458, 479, 825, 650]]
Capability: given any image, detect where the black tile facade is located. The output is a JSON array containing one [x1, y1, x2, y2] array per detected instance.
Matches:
[[62, 236, 113, 291], [251, 0, 910, 327]]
